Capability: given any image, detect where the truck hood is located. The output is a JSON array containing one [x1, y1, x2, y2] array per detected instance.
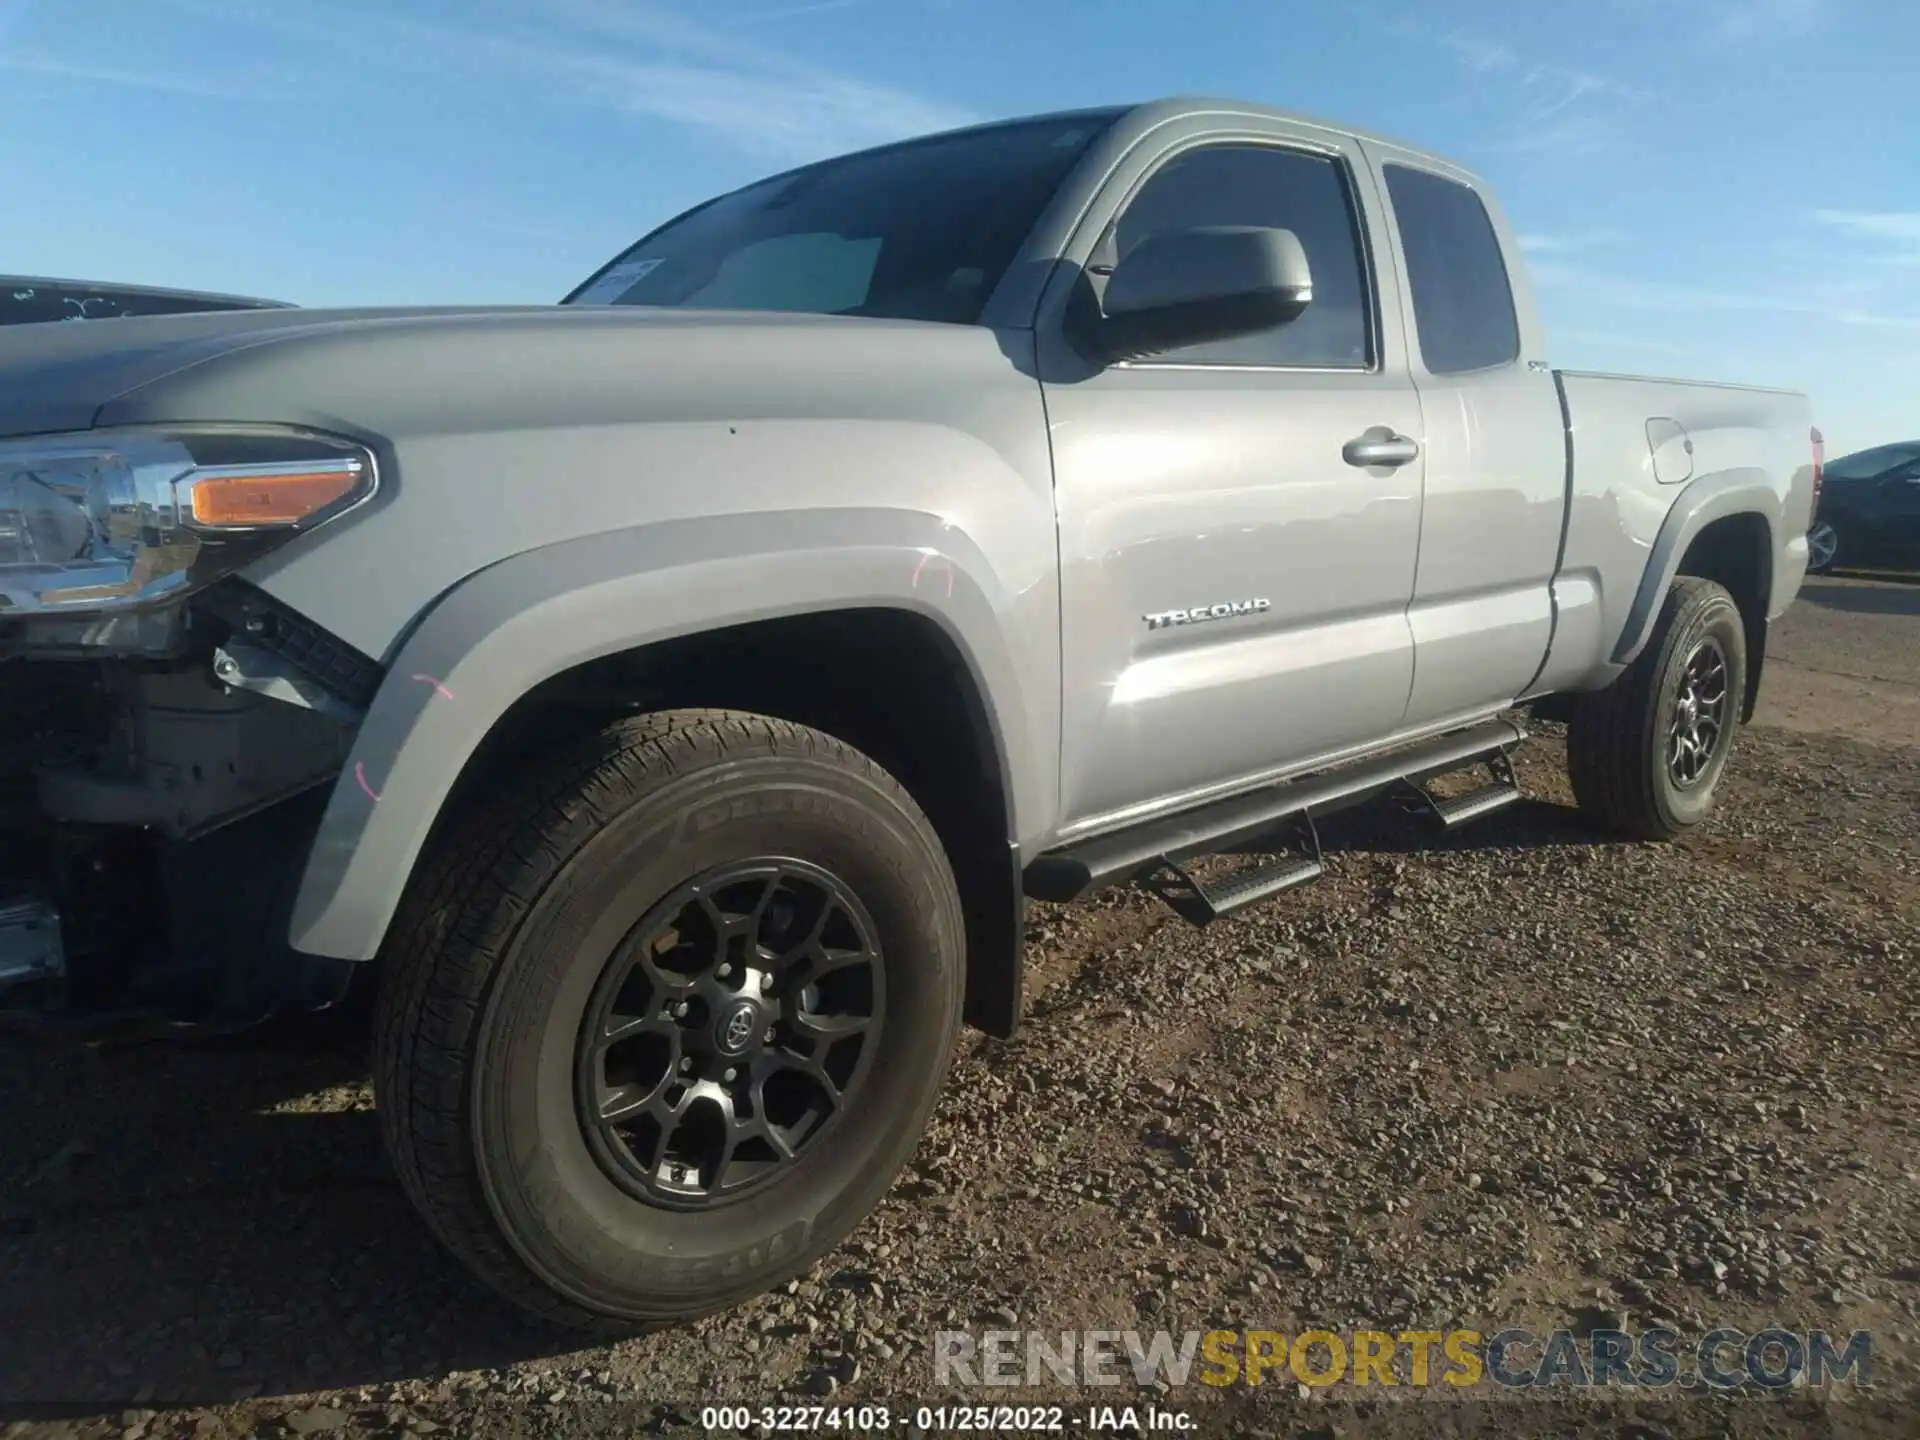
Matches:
[[0, 306, 556, 437], [0, 304, 956, 440]]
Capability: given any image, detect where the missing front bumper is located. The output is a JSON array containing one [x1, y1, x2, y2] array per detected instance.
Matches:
[[0, 791, 360, 1033]]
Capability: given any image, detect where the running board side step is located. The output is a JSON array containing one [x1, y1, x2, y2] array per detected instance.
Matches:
[[1416, 751, 1522, 829], [1024, 718, 1527, 905], [1138, 814, 1324, 925]]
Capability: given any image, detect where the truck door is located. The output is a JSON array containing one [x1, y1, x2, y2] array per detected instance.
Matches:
[[1360, 144, 1568, 727], [1037, 117, 1426, 832], [1882, 458, 1920, 559]]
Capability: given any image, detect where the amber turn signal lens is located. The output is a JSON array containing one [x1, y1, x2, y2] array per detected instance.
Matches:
[[186, 462, 363, 528]]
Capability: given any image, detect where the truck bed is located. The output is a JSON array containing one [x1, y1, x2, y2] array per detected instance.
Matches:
[[1526, 369, 1816, 699]]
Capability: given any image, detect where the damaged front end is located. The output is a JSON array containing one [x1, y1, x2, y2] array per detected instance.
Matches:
[[0, 426, 381, 1032]]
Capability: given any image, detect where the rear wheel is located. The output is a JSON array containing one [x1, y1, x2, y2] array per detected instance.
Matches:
[[373, 709, 965, 1330], [1567, 577, 1747, 841]]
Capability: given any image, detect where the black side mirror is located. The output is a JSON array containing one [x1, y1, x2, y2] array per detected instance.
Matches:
[[1077, 225, 1314, 364]]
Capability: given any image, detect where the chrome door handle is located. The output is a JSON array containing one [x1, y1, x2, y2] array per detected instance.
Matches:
[[1343, 429, 1420, 469]]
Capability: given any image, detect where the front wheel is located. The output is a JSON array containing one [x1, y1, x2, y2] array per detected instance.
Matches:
[[373, 709, 965, 1330], [1567, 577, 1748, 841], [1807, 519, 1840, 573]]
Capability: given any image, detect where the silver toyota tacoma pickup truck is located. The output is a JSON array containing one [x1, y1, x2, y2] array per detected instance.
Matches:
[[0, 98, 1819, 1328]]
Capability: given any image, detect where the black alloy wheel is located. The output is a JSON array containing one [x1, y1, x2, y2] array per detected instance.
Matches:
[[577, 859, 884, 1208], [1666, 635, 1731, 789]]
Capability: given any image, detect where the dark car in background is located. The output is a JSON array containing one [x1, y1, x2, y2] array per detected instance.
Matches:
[[1809, 440, 1920, 573], [1, 275, 289, 327]]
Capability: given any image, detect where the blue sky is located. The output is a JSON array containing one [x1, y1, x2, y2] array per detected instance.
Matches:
[[1, 0, 1915, 454]]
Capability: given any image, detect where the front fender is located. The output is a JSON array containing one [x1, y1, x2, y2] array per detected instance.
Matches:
[[286, 508, 1044, 960], [1609, 469, 1781, 667]]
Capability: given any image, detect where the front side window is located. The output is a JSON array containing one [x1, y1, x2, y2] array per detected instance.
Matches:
[[1383, 165, 1520, 375], [565, 112, 1120, 326], [1099, 143, 1374, 368]]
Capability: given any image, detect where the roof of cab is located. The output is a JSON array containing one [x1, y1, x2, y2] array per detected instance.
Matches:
[[1125, 96, 1438, 156]]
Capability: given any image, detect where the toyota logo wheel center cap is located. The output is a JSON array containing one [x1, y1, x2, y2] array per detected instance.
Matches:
[[715, 998, 763, 1057]]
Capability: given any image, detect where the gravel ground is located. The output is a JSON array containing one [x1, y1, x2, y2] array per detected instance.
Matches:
[[2, 577, 1915, 1440], [1752, 574, 1920, 748]]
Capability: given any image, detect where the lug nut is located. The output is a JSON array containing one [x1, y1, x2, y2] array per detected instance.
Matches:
[[678, 1056, 693, 1073], [673, 1001, 690, 1019], [722, 1067, 738, 1083], [763, 1027, 776, 1044], [716, 963, 733, 979]]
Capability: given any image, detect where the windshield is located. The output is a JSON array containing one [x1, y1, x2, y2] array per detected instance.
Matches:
[[564, 112, 1120, 326]]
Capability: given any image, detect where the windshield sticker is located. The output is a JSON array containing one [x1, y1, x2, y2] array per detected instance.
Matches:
[[574, 256, 664, 304]]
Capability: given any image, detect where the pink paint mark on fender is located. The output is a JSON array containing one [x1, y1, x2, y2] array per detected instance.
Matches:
[[411, 672, 455, 701], [354, 761, 383, 803], [911, 553, 955, 598]]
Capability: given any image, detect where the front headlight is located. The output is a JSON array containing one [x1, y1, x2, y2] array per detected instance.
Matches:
[[0, 426, 375, 616]]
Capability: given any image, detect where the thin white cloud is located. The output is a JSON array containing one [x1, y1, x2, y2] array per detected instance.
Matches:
[[1553, 327, 1698, 359], [1532, 257, 1920, 332], [541, 52, 974, 161], [1405, 22, 1649, 159], [0, 51, 269, 99], [1434, 32, 1515, 75], [1711, 0, 1829, 44], [1433, 29, 1650, 105], [1809, 277, 1888, 305], [1517, 230, 1627, 254], [740, 0, 873, 18], [1531, 260, 1763, 312], [1482, 113, 1621, 160], [158, 0, 973, 161], [1814, 210, 1920, 244], [1827, 308, 1920, 333], [1812, 210, 1920, 272]]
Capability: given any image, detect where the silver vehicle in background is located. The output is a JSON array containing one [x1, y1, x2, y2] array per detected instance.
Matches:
[[1, 275, 289, 326], [0, 98, 1817, 1328]]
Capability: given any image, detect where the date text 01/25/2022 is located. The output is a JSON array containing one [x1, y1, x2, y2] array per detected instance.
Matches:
[[699, 1404, 1195, 1432]]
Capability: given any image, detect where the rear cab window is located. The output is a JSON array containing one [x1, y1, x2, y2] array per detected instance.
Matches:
[[1382, 165, 1520, 374]]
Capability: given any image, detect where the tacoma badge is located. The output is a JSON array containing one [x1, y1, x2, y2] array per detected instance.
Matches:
[[1144, 598, 1271, 631]]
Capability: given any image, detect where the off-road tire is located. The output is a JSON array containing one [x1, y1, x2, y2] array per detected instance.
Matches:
[[1567, 576, 1747, 841], [373, 709, 965, 1332]]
